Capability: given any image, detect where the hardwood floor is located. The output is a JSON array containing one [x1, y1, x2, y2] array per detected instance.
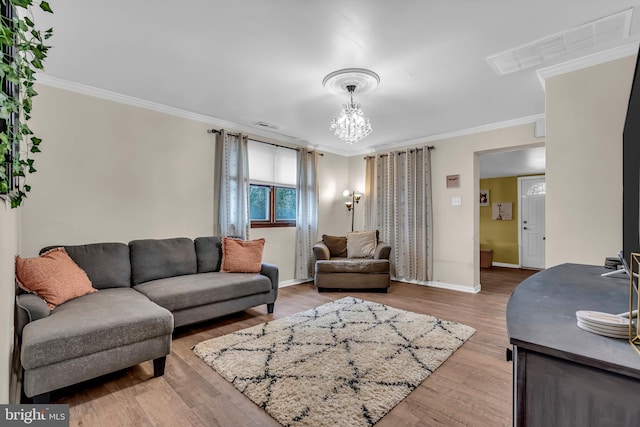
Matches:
[[53, 267, 538, 427]]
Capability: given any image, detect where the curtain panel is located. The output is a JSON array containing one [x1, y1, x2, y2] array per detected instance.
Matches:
[[213, 130, 250, 239], [365, 148, 433, 281], [294, 149, 319, 279]]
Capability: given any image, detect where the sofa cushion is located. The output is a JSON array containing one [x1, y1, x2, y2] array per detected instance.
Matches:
[[21, 288, 173, 370], [194, 236, 223, 273], [346, 230, 377, 258], [134, 272, 271, 312], [41, 242, 131, 289], [315, 259, 390, 274], [16, 247, 97, 310], [129, 238, 197, 285], [322, 235, 347, 258], [221, 237, 265, 273]]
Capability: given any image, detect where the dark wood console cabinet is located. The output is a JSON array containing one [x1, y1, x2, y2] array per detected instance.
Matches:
[[507, 264, 640, 426]]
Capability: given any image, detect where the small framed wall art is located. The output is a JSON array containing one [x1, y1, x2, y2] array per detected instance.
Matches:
[[480, 189, 489, 206], [492, 202, 512, 220], [446, 174, 460, 188]]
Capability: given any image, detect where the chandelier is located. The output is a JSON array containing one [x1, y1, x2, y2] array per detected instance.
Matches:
[[330, 85, 371, 144], [323, 68, 380, 145]]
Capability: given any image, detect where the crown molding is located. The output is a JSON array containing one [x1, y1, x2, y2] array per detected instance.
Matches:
[[34, 74, 546, 158], [35, 74, 314, 144], [34, 74, 361, 157], [536, 40, 640, 89], [348, 114, 545, 157]]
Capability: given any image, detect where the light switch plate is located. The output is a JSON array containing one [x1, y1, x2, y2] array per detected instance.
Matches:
[[452, 197, 461, 206]]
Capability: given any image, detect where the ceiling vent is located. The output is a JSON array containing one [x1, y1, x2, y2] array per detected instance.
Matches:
[[254, 121, 280, 130], [487, 8, 633, 75]]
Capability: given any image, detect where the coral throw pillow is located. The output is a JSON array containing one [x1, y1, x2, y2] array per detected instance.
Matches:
[[15, 247, 97, 310], [221, 237, 265, 273]]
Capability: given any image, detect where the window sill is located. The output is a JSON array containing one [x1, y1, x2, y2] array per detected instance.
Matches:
[[251, 222, 296, 228]]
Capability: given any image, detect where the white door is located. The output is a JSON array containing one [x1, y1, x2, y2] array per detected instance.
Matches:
[[520, 176, 546, 269]]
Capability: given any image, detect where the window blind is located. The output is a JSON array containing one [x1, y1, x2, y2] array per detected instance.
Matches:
[[248, 140, 297, 186]]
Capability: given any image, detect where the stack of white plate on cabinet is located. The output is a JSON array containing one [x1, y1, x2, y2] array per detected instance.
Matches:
[[575, 310, 635, 339]]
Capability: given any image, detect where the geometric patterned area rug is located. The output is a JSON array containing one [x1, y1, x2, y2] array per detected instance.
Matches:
[[192, 297, 475, 427]]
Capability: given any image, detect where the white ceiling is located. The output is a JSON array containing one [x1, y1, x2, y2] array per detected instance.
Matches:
[[31, 1, 640, 157], [479, 147, 546, 179]]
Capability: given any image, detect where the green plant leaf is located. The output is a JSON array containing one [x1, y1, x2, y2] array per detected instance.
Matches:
[[3, 0, 53, 208], [39, 1, 53, 13], [11, 1, 34, 9], [11, 190, 27, 208]]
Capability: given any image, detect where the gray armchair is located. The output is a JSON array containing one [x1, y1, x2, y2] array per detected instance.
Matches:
[[313, 232, 391, 292]]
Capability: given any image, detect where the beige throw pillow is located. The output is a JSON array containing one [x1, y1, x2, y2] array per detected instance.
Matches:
[[346, 230, 377, 258]]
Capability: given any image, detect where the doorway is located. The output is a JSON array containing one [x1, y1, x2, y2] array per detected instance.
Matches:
[[519, 175, 546, 269], [478, 146, 545, 271]]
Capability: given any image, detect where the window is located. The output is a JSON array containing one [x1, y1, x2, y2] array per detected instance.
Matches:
[[250, 184, 296, 227], [248, 140, 297, 227]]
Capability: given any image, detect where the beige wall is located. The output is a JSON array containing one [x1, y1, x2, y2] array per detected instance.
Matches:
[[21, 85, 351, 282], [0, 201, 19, 403], [430, 125, 542, 289], [318, 153, 352, 236], [545, 55, 634, 266], [22, 85, 215, 257], [347, 155, 366, 232]]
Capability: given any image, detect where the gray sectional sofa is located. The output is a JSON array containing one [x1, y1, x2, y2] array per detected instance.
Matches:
[[15, 236, 279, 403]]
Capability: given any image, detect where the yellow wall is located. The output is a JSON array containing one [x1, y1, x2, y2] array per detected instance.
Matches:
[[479, 177, 519, 265]]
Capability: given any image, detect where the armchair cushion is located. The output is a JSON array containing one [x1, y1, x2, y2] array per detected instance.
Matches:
[[316, 259, 390, 274], [322, 235, 347, 258], [346, 230, 377, 258]]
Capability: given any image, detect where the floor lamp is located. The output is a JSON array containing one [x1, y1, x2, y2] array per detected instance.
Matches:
[[343, 190, 361, 231]]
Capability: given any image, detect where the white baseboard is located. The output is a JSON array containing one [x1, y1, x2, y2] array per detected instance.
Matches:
[[393, 277, 481, 294], [278, 279, 311, 288], [281, 277, 482, 293], [492, 262, 521, 269]]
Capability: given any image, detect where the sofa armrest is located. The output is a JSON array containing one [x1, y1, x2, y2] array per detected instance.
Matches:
[[374, 242, 392, 260], [260, 262, 279, 291], [313, 242, 330, 261], [15, 293, 50, 337]]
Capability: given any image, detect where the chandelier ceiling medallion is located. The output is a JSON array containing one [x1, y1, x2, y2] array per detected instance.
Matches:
[[323, 68, 380, 145]]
